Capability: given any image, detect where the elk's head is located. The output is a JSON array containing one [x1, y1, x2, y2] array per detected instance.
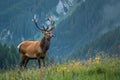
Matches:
[[33, 15, 55, 40]]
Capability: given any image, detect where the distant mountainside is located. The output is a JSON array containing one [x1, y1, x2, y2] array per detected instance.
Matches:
[[68, 26, 120, 60], [50, 0, 120, 61], [0, 0, 120, 61], [87, 26, 120, 54]]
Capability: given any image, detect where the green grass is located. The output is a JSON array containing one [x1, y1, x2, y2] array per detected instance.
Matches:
[[0, 57, 120, 80]]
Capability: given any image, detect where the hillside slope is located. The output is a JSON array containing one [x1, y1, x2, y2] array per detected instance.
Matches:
[[69, 26, 120, 60], [50, 0, 120, 61]]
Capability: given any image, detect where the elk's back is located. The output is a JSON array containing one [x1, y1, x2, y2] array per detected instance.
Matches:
[[18, 41, 42, 58]]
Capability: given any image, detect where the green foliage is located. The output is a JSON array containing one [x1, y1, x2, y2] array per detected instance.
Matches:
[[69, 26, 120, 60], [0, 43, 19, 69], [86, 27, 120, 55], [87, 64, 106, 75]]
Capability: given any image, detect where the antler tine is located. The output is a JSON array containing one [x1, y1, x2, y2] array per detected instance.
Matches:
[[45, 26, 49, 31], [48, 17, 55, 31], [42, 26, 46, 31], [33, 15, 43, 31]]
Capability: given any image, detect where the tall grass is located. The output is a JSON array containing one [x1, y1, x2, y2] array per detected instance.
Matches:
[[0, 57, 120, 80]]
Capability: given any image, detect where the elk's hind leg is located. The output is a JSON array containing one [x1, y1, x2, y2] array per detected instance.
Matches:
[[23, 57, 29, 68], [20, 53, 27, 68], [20, 55, 26, 68]]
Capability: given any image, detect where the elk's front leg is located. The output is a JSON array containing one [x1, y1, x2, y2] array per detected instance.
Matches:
[[37, 58, 41, 68], [42, 58, 45, 67], [37, 53, 41, 68]]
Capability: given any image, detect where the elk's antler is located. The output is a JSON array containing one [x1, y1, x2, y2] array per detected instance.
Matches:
[[33, 15, 55, 31], [47, 17, 55, 31], [33, 15, 46, 31]]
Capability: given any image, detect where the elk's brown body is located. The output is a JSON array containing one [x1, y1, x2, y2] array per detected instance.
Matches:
[[18, 15, 55, 68], [18, 40, 47, 58]]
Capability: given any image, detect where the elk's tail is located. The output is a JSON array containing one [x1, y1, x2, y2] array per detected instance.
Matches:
[[17, 43, 22, 53]]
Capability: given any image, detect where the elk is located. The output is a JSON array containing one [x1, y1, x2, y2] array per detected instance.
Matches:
[[17, 15, 55, 68]]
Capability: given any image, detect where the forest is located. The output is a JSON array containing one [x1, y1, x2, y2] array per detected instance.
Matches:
[[0, 43, 18, 69]]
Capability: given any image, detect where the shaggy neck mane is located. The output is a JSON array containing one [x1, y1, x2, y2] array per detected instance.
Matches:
[[40, 37, 51, 53]]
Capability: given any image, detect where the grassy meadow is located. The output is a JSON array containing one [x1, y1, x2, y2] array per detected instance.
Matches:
[[0, 57, 120, 80]]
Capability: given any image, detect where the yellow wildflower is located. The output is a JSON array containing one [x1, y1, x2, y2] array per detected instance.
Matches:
[[95, 57, 100, 64], [63, 66, 67, 71]]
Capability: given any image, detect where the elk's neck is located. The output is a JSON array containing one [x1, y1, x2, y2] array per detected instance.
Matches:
[[40, 37, 51, 53]]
